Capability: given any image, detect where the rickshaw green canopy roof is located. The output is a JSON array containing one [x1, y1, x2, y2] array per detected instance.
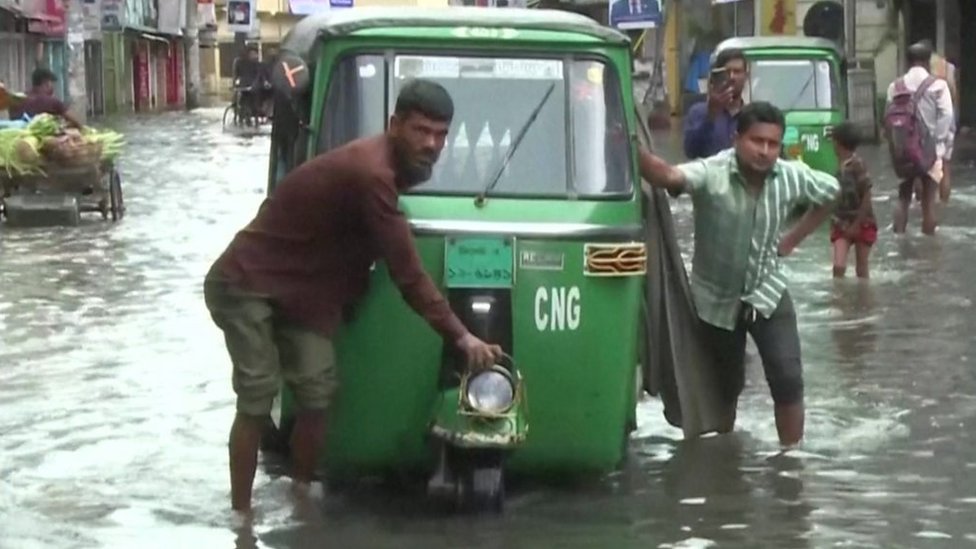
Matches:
[[280, 7, 630, 63], [712, 36, 844, 62]]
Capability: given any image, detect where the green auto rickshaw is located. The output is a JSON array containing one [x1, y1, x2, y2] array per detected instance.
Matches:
[[713, 36, 847, 175], [261, 7, 690, 511]]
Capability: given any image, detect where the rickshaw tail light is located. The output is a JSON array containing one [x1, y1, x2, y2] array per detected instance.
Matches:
[[584, 243, 647, 277]]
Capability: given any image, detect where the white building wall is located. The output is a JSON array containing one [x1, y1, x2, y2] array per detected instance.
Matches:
[[794, 0, 898, 96]]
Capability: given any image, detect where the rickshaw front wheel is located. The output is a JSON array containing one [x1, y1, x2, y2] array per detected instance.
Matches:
[[451, 448, 505, 513], [458, 465, 504, 513], [260, 414, 294, 455]]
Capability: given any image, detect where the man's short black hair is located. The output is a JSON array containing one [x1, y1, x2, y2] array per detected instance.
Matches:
[[32, 67, 57, 88], [394, 79, 454, 122], [714, 48, 747, 70], [736, 101, 785, 135], [831, 121, 861, 151], [907, 42, 932, 66]]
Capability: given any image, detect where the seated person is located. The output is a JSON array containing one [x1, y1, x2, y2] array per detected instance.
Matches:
[[9, 68, 83, 128]]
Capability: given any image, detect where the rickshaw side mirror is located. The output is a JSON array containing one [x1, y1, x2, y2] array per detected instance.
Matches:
[[270, 52, 311, 99]]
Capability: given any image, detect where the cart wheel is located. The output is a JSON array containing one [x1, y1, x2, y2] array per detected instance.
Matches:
[[109, 170, 124, 221]]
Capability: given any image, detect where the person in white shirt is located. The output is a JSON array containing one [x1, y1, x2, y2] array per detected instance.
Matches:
[[887, 42, 954, 236]]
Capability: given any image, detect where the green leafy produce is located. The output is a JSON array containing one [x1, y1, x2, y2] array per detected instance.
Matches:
[[1, 118, 125, 177], [0, 128, 44, 176], [26, 113, 61, 138], [82, 129, 126, 160]]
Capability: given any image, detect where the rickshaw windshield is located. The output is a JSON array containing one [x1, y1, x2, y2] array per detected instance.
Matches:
[[747, 58, 835, 110], [318, 52, 633, 198]]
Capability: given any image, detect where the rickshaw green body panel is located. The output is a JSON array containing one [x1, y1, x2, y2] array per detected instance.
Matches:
[[714, 36, 847, 176], [272, 8, 644, 478]]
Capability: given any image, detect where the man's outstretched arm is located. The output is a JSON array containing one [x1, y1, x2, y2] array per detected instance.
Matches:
[[636, 145, 689, 192]]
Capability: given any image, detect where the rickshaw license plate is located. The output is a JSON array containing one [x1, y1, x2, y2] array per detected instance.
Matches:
[[445, 237, 514, 288]]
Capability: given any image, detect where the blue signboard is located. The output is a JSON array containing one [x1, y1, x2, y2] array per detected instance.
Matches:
[[609, 0, 663, 30], [289, 0, 353, 14]]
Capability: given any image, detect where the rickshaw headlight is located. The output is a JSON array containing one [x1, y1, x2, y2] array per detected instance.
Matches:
[[465, 367, 515, 415]]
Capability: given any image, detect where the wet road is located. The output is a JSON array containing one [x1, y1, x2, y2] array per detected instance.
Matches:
[[2, 110, 976, 548]]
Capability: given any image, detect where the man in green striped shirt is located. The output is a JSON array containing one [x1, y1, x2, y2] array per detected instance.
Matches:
[[638, 102, 840, 448]]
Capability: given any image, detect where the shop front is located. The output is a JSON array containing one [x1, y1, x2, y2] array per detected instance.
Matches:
[[132, 38, 151, 110], [0, 5, 34, 96], [32, 0, 68, 100]]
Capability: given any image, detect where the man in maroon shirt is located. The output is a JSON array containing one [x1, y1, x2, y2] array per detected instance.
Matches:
[[9, 68, 82, 128], [204, 79, 502, 512]]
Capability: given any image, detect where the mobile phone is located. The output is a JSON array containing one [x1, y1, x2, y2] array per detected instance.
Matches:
[[709, 67, 730, 91]]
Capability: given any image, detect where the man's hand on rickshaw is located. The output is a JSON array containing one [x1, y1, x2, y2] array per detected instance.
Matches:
[[456, 333, 503, 370]]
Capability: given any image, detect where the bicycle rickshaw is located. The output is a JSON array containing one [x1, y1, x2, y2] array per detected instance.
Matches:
[[223, 78, 272, 130]]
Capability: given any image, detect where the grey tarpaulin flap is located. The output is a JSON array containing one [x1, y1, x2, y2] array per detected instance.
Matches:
[[640, 174, 733, 439]]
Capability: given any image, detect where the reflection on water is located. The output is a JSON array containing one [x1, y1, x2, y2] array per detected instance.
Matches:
[[1, 115, 976, 547]]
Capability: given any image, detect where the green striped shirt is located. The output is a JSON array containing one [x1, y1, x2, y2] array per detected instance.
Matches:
[[676, 149, 840, 330]]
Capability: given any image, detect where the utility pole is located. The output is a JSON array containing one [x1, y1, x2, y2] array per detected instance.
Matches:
[[65, 0, 88, 123], [185, 0, 201, 109], [935, 0, 946, 53], [844, 0, 856, 59]]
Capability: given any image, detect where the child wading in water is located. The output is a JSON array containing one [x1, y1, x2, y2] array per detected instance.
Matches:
[[830, 122, 876, 278]]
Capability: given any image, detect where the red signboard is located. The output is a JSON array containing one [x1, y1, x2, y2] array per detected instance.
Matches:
[[134, 44, 150, 110], [43, 0, 66, 34], [26, 0, 67, 35], [166, 44, 184, 106]]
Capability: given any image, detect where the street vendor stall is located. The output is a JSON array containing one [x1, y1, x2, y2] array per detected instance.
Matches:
[[0, 114, 125, 223]]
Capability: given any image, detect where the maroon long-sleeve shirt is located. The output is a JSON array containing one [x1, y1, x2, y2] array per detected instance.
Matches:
[[211, 135, 468, 342]]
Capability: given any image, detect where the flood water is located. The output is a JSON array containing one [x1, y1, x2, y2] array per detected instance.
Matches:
[[1, 110, 976, 548]]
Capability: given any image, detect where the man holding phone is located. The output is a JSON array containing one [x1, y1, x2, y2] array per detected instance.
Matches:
[[683, 48, 748, 159]]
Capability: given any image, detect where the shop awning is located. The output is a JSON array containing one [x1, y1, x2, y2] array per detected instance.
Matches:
[[0, 0, 65, 35], [26, 13, 65, 36], [139, 32, 174, 44], [124, 23, 183, 42]]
